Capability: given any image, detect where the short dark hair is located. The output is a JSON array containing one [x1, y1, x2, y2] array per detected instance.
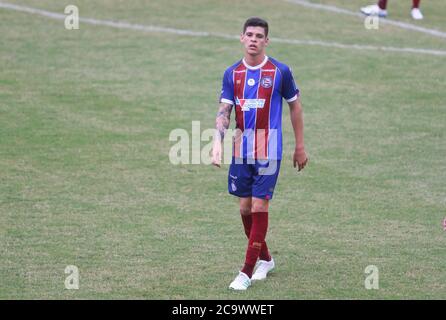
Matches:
[[243, 17, 269, 37]]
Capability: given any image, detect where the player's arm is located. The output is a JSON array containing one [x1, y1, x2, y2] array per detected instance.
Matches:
[[288, 96, 308, 171], [212, 102, 233, 167]]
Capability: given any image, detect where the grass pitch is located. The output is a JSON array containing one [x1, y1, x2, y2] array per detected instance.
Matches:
[[0, 0, 445, 299]]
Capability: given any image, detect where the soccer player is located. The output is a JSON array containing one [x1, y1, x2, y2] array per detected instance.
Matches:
[[211, 17, 308, 290], [360, 0, 423, 20]]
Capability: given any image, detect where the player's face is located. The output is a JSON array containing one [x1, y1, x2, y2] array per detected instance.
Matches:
[[241, 26, 269, 56]]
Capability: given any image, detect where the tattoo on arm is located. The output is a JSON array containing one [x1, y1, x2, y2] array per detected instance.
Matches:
[[215, 103, 233, 141]]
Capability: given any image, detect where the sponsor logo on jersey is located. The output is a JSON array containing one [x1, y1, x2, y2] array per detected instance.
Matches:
[[235, 97, 265, 111], [247, 78, 255, 86]]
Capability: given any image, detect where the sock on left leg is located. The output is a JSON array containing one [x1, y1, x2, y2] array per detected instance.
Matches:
[[241, 212, 271, 262], [241, 212, 268, 278]]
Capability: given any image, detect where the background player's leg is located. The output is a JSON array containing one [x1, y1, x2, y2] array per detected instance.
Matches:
[[378, 0, 387, 10], [411, 0, 423, 19], [361, 1, 388, 16]]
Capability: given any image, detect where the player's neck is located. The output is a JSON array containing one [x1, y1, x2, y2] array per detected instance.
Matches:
[[243, 54, 267, 69]]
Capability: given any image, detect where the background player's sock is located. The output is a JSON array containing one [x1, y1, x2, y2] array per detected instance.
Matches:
[[241, 212, 271, 262], [412, 0, 420, 9], [378, 0, 387, 10], [241, 212, 268, 278]]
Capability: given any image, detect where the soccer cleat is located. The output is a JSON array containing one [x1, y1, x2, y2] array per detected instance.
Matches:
[[411, 8, 423, 20], [229, 272, 251, 290], [360, 4, 388, 17], [251, 258, 275, 281]]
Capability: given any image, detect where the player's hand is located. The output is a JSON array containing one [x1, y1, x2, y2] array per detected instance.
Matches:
[[293, 147, 308, 171], [211, 141, 222, 168]]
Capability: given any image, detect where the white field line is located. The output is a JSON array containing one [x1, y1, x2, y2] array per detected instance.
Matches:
[[1, 1, 446, 56], [284, 0, 446, 39]]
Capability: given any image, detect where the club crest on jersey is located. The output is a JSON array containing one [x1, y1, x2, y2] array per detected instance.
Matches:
[[260, 76, 273, 88], [235, 97, 265, 111]]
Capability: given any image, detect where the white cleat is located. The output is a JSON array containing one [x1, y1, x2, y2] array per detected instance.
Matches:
[[360, 4, 388, 17], [411, 8, 423, 20], [229, 272, 251, 290], [252, 258, 275, 281]]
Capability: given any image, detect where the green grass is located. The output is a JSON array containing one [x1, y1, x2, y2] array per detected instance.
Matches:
[[0, 0, 445, 299]]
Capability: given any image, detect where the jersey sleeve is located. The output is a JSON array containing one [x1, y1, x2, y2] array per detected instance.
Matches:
[[281, 66, 300, 102], [219, 69, 234, 105]]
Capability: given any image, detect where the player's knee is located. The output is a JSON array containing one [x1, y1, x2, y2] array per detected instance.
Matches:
[[251, 203, 268, 213], [240, 207, 251, 216]]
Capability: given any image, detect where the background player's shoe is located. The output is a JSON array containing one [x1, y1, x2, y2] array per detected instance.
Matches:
[[229, 272, 251, 290], [411, 8, 423, 20], [360, 4, 388, 17], [251, 258, 275, 281]]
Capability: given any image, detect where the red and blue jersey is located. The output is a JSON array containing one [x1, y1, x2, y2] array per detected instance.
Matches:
[[220, 56, 299, 160]]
